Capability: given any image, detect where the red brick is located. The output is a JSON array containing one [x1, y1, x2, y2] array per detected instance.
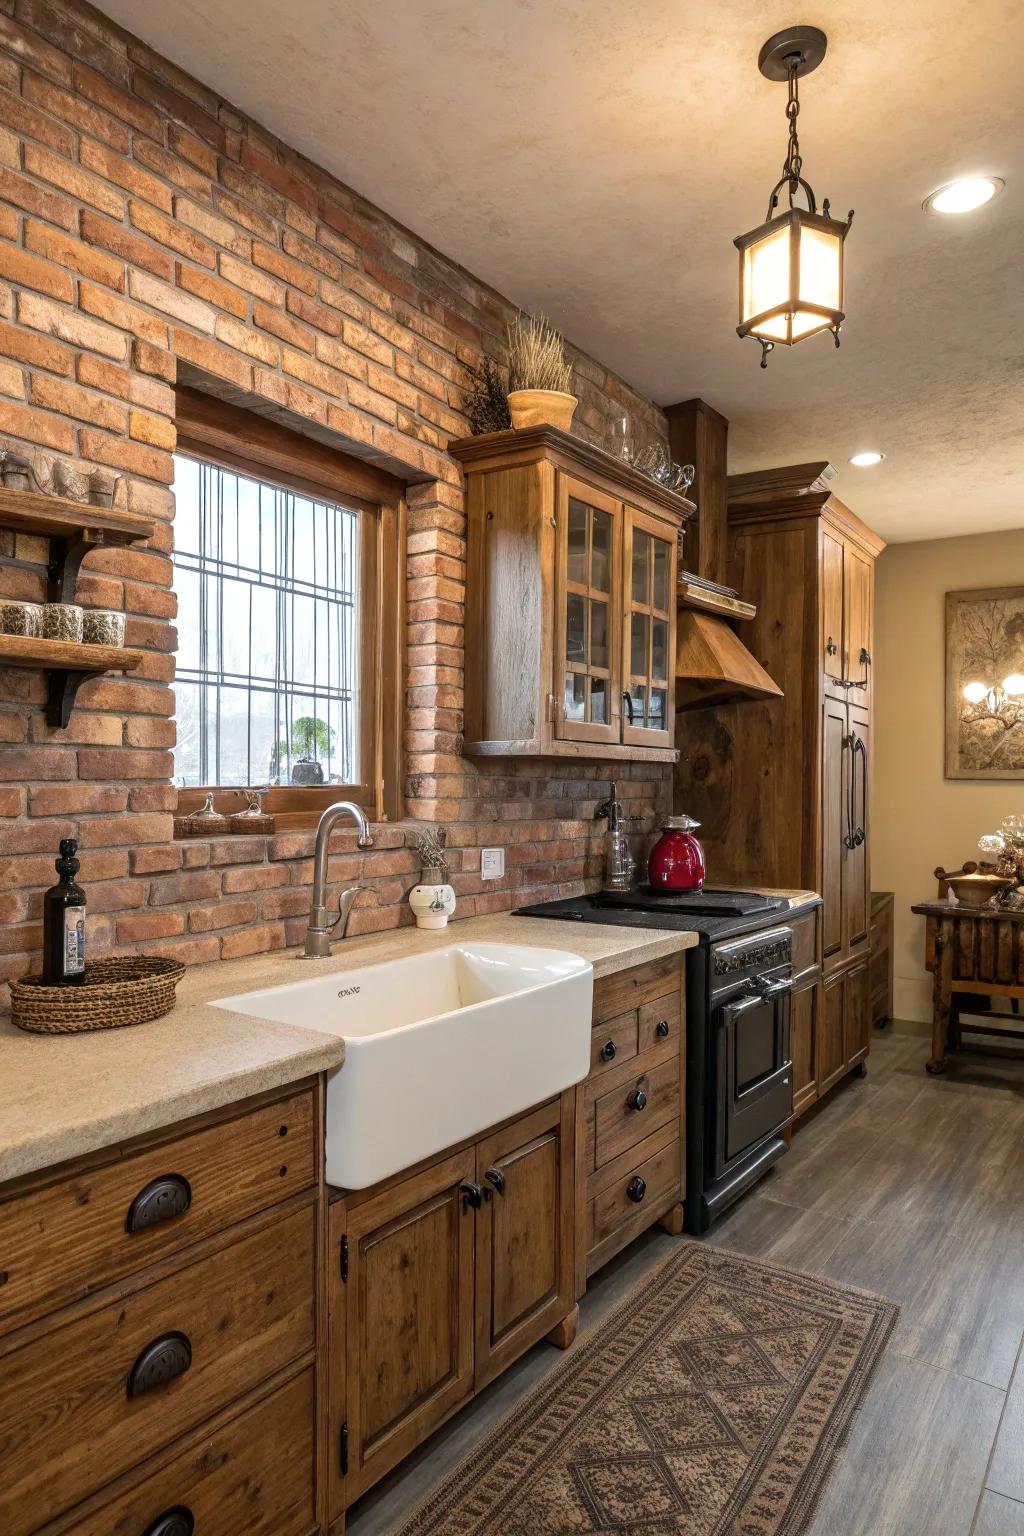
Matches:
[[22, 69, 130, 152], [215, 189, 277, 243], [176, 262, 247, 318], [222, 863, 288, 893], [80, 281, 169, 347], [130, 844, 182, 874], [129, 408, 175, 451], [76, 353, 173, 415], [30, 375, 126, 432], [23, 142, 124, 217], [133, 138, 211, 202], [74, 63, 162, 136], [208, 836, 266, 866], [28, 219, 127, 290], [0, 817, 74, 853], [181, 842, 210, 868], [0, 243, 73, 302], [239, 142, 316, 215], [286, 288, 342, 337], [252, 299, 312, 351], [77, 747, 173, 780], [0, 787, 23, 815], [0, 86, 76, 155], [79, 138, 173, 213], [172, 328, 251, 390], [167, 123, 217, 178], [132, 70, 225, 153], [174, 196, 249, 257], [18, 290, 127, 360], [116, 911, 186, 941], [282, 229, 342, 281], [129, 200, 216, 268], [78, 813, 174, 847], [148, 869, 220, 906], [133, 337, 176, 382], [218, 251, 283, 304], [214, 314, 278, 365], [0, 165, 75, 231], [87, 879, 148, 913], [252, 240, 317, 295], [28, 783, 126, 815], [0, 397, 73, 452], [221, 922, 287, 959], [188, 899, 257, 933], [128, 784, 177, 812], [80, 210, 173, 281], [261, 888, 313, 919], [0, 13, 73, 85]]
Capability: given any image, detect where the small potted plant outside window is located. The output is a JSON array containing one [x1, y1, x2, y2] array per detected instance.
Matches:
[[505, 313, 577, 432], [278, 715, 336, 786]]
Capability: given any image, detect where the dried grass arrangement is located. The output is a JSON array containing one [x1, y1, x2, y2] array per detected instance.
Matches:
[[506, 313, 573, 394], [464, 356, 512, 434]]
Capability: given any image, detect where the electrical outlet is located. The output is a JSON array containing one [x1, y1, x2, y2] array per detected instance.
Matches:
[[481, 847, 505, 880]]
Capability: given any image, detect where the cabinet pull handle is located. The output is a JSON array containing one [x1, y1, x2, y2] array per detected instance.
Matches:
[[127, 1332, 192, 1399], [847, 646, 872, 690], [622, 690, 634, 726], [459, 1179, 486, 1211], [142, 1509, 194, 1536], [485, 1168, 505, 1195], [126, 1174, 192, 1234], [656, 1019, 670, 1038], [626, 1086, 648, 1112], [600, 1039, 617, 1061], [825, 635, 838, 657], [626, 1176, 647, 1203]]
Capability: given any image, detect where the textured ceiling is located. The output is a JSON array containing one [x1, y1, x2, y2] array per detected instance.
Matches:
[[97, 0, 1024, 543]]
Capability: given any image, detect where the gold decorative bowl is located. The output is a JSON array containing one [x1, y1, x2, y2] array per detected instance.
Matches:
[[946, 872, 1015, 908]]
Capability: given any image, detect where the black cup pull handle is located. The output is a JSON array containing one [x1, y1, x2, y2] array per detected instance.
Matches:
[[143, 1509, 194, 1536], [459, 1179, 485, 1211], [127, 1332, 192, 1399], [627, 1176, 647, 1203], [485, 1169, 505, 1196], [656, 1019, 670, 1038], [600, 1039, 617, 1062], [126, 1175, 192, 1234], [627, 1086, 648, 1112]]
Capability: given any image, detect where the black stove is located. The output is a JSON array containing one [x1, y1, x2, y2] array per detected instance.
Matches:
[[516, 887, 821, 1233]]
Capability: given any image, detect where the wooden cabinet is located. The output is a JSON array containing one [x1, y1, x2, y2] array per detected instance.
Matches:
[[870, 890, 895, 1028], [789, 909, 822, 1117], [451, 425, 692, 763], [675, 461, 884, 1117], [0, 1085, 321, 1536], [331, 1095, 576, 1513]]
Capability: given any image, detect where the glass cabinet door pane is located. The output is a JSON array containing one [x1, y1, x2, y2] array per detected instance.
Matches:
[[568, 499, 587, 584], [652, 617, 668, 680], [591, 599, 608, 668], [564, 671, 585, 721], [590, 677, 608, 723], [628, 684, 647, 728], [591, 509, 611, 591], [631, 612, 649, 674], [566, 592, 586, 662], [653, 541, 670, 611], [632, 531, 650, 603], [649, 688, 666, 730]]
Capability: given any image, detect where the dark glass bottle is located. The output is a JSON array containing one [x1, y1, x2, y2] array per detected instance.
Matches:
[[43, 838, 87, 986]]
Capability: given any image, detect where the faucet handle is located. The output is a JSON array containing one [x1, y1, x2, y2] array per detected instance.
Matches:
[[330, 885, 362, 937]]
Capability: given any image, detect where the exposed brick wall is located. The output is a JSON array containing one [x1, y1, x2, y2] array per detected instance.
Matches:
[[0, 0, 673, 981]]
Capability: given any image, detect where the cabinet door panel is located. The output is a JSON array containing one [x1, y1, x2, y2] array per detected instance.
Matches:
[[822, 529, 845, 698], [554, 474, 622, 745], [622, 506, 676, 748], [818, 971, 846, 1093], [845, 704, 871, 953], [343, 1150, 476, 1502], [844, 544, 873, 704], [790, 982, 818, 1114], [845, 959, 870, 1067], [822, 698, 848, 962], [474, 1098, 574, 1390]]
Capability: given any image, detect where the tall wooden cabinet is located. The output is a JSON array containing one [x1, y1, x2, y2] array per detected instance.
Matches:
[[674, 462, 885, 1116], [450, 427, 693, 763]]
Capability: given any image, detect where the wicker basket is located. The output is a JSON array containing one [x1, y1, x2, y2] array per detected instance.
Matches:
[[9, 956, 186, 1035]]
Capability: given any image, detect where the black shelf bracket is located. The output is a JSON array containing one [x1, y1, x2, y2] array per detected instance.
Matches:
[[46, 533, 102, 604], [47, 669, 105, 729]]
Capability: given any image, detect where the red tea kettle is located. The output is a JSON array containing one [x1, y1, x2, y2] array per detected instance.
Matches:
[[647, 815, 706, 893]]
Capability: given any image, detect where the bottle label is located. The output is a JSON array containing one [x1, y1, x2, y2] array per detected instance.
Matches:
[[64, 906, 85, 976]]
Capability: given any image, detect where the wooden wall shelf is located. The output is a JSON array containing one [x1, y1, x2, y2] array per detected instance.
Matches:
[[0, 634, 144, 728], [0, 487, 155, 604], [677, 578, 756, 622]]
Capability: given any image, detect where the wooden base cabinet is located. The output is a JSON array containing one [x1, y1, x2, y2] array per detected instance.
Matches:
[[330, 1095, 575, 1516]]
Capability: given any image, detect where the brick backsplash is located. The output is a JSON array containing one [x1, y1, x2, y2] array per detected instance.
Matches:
[[0, 0, 673, 981]]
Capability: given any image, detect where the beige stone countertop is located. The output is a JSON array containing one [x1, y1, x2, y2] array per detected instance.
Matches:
[[0, 911, 700, 1187]]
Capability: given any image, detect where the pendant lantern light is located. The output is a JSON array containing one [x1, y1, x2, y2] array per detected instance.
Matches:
[[735, 26, 853, 368]]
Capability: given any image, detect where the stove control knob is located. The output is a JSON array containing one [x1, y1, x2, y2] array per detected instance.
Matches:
[[656, 1019, 670, 1038], [626, 1176, 647, 1203], [600, 1039, 617, 1062], [627, 1086, 648, 1112]]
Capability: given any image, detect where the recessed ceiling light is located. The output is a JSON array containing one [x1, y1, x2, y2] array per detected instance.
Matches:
[[923, 176, 1004, 215], [849, 451, 884, 467]]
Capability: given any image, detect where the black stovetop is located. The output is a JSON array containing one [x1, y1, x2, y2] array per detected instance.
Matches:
[[515, 887, 816, 943]]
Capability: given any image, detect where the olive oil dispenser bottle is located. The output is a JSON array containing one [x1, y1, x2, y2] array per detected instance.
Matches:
[[43, 837, 87, 985]]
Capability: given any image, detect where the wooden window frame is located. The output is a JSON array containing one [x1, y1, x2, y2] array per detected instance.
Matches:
[[173, 388, 405, 826]]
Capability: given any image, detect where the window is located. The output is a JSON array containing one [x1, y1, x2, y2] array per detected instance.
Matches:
[[172, 389, 404, 821]]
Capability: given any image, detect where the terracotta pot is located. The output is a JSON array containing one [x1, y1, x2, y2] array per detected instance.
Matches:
[[507, 389, 578, 431]]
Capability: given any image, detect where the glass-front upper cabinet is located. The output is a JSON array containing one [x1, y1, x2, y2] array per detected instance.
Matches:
[[554, 476, 622, 745], [622, 506, 676, 749]]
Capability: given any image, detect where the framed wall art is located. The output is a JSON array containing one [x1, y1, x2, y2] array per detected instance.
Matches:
[[945, 586, 1024, 780]]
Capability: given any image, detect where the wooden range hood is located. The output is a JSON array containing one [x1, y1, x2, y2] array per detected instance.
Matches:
[[666, 399, 782, 711]]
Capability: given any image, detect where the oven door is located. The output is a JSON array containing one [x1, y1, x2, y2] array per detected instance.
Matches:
[[715, 977, 793, 1170]]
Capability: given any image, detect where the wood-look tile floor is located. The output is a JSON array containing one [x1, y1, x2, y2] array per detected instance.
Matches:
[[348, 1027, 1024, 1536]]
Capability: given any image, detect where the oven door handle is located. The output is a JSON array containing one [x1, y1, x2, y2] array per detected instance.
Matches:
[[719, 978, 791, 1023], [752, 976, 792, 1001]]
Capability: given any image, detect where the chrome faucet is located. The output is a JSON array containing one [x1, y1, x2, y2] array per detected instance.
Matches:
[[303, 801, 375, 957]]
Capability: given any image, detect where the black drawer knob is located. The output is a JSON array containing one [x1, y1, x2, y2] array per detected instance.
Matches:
[[627, 1087, 648, 1112], [656, 1019, 670, 1038], [127, 1332, 192, 1399], [126, 1174, 192, 1234], [600, 1039, 617, 1062], [143, 1510, 194, 1536], [459, 1179, 485, 1211], [627, 1176, 647, 1203]]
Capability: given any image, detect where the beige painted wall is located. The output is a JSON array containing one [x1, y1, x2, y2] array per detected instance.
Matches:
[[873, 530, 1024, 1021]]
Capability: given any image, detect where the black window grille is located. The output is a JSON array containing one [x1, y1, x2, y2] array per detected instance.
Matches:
[[171, 453, 361, 789]]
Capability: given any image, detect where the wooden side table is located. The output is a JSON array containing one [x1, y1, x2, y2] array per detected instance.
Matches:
[[911, 900, 1024, 1072]]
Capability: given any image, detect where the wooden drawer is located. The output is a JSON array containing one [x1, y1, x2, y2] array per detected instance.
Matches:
[[0, 1203, 315, 1536], [790, 910, 819, 980], [589, 1008, 639, 1077], [592, 954, 682, 1023], [637, 992, 681, 1054], [0, 1089, 315, 1333], [587, 1130, 681, 1274], [590, 1054, 680, 1169], [63, 1367, 316, 1536]]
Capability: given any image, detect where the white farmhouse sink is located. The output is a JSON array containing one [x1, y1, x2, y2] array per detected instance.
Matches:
[[214, 941, 593, 1189]]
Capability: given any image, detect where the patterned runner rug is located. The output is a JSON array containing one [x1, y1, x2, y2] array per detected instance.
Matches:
[[393, 1241, 898, 1536]]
